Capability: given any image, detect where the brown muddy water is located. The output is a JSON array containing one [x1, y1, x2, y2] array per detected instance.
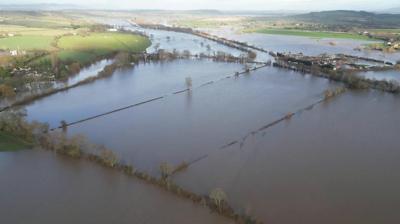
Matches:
[[50, 66, 339, 175], [0, 150, 233, 224], [173, 90, 400, 224], [8, 27, 400, 223]]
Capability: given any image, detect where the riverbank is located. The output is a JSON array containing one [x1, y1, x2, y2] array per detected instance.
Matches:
[[0, 132, 32, 151], [1, 49, 265, 113], [273, 53, 400, 93], [0, 19, 151, 99], [0, 109, 262, 223]]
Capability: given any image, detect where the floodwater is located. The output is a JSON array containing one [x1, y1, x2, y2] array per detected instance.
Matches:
[[25, 59, 244, 128], [57, 66, 337, 174], [357, 70, 400, 82], [173, 90, 400, 224], [143, 28, 245, 56], [100, 19, 245, 57], [61, 59, 115, 86], [9, 19, 400, 224], [0, 150, 232, 224], [0, 59, 114, 108], [207, 28, 400, 63]]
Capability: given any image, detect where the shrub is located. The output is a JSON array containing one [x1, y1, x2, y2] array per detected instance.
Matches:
[[182, 50, 191, 58], [99, 148, 119, 167], [42, 132, 84, 158], [0, 67, 11, 78], [248, 51, 257, 60], [114, 52, 131, 66], [160, 162, 174, 179], [0, 84, 15, 97], [68, 62, 81, 75], [324, 87, 346, 100], [209, 188, 227, 211], [172, 161, 189, 174]]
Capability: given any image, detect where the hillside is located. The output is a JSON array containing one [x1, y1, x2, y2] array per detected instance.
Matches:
[[383, 7, 400, 14], [292, 10, 400, 29]]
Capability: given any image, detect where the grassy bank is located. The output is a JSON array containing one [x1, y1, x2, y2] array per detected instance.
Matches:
[[254, 28, 376, 41], [0, 132, 32, 152], [58, 32, 151, 52], [32, 32, 151, 66]]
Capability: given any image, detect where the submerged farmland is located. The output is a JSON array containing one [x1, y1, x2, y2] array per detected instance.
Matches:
[[1, 13, 400, 224]]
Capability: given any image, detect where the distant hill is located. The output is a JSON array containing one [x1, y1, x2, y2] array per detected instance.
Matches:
[[292, 10, 400, 28], [383, 7, 400, 14]]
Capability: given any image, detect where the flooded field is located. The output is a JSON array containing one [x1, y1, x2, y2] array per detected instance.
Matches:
[[3, 16, 400, 224], [207, 29, 400, 63], [0, 150, 232, 224], [145, 29, 245, 56], [25, 59, 244, 128], [173, 90, 400, 224], [27, 65, 339, 174], [103, 20, 245, 57], [61, 59, 115, 86], [357, 70, 400, 82]]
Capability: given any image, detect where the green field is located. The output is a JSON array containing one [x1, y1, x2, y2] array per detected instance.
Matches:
[[0, 25, 85, 36], [57, 50, 109, 64], [0, 132, 32, 152], [30, 32, 151, 66], [368, 29, 400, 34], [0, 35, 55, 50], [58, 33, 151, 52], [255, 28, 376, 41], [0, 11, 89, 28]]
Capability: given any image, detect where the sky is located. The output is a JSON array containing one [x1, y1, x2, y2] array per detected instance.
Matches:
[[1, 0, 399, 11]]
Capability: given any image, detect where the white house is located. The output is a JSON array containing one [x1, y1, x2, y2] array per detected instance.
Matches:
[[10, 50, 18, 56]]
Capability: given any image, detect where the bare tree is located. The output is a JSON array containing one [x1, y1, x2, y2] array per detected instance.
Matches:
[[209, 188, 227, 211]]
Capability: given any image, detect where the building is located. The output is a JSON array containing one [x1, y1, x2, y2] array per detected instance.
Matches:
[[10, 50, 18, 56]]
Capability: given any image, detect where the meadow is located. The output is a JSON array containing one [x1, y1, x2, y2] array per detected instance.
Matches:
[[58, 32, 151, 52], [0, 13, 151, 94], [254, 28, 376, 40], [0, 11, 88, 28], [33, 32, 151, 65], [0, 35, 56, 51]]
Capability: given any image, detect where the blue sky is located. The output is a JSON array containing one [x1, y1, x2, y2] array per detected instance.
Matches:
[[2, 0, 399, 11]]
